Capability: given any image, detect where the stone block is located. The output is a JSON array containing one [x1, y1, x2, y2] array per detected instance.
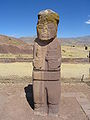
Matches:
[[33, 9, 61, 115], [33, 71, 60, 81]]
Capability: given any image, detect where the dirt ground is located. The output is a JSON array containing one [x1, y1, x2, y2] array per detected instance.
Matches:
[[0, 62, 90, 120], [0, 82, 90, 120]]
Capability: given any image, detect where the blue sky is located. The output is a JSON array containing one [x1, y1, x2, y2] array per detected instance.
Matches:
[[0, 0, 90, 38]]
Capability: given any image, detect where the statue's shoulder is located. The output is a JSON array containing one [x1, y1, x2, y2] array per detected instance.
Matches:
[[48, 38, 60, 47], [55, 38, 61, 47], [50, 38, 61, 51], [34, 38, 38, 42], [34, 38, 40, 44], [34, 38, 39, 46], [54, 38, 60, 43]]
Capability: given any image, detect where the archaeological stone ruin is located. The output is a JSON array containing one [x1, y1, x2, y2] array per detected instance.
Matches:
[[33, 9, 61, 116]]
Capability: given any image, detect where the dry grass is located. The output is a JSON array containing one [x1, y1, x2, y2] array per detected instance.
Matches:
[[0, 45, 89, 82], [61, 63, 90, 80], [0, 54, 33, 58], [0, 62, 33, 79], [0, 45, 89, 59], [62, 45, 90, 58], [0, 62, 89, 83]]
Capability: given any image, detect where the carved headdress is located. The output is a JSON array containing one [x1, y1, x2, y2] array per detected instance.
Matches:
[[37, 9, 59, 40]]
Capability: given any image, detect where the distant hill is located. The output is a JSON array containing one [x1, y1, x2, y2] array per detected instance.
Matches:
[[20, 35, 90, 46], [20, 36, 36, 44], [0, 34, 90, 54], [60, 36, 90, 46], [0, 35, 33, 54]]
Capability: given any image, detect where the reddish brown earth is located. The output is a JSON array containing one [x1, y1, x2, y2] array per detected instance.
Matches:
[[0, 35, 33, 54], [0, 82, 90, 120]]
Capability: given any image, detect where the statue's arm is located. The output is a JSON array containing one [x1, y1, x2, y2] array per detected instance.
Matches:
[[45, 40, 61, 70], [32, 44, 34, 60], [32, 41, 35, 66], [57, 42, 62, 66]]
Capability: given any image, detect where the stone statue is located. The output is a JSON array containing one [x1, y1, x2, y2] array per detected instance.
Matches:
[[33, 9, 61, 116]]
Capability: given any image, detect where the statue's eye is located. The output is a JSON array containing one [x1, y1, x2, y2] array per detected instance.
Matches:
[[57, 20, 59, 25], [38, 25, 43, 29], [48, 23, 55, 29]]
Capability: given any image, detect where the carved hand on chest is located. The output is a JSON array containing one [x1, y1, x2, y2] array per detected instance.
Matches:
[[33, 39, 61, 71]]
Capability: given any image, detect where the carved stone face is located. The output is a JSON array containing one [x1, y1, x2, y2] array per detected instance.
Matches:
[[37, 9, 59, 40], [37, 22, 57, 40]]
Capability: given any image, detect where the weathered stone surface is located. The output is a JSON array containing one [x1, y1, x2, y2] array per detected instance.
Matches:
[[33, 38, 61, 71], [33, 71, 60, 81], [33, 9, 61, 115], [37, 9, 59, 40], [33, 80, 61, 114]]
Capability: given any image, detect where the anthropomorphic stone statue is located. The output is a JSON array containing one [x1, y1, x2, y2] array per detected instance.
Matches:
[[33, 9, 61, 116]]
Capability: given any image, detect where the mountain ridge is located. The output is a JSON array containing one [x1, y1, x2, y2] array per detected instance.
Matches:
[[20, 35, 90, 45], [0, 34, 90, 54]]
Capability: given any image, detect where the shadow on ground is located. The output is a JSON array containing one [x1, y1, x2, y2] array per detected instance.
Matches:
[[86, 81, 90, 86], [24, 84, 34, 110]]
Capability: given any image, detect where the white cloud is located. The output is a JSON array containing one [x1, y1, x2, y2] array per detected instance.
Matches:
[[8, 34, 21, 38], [9, 34, 17, 37], [85, 19, 90, 24]]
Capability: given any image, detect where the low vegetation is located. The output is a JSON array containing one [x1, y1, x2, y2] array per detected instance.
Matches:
[[0, 62, 89, 83], [0, 54, 33, 58], [62, 45, 90, 58]]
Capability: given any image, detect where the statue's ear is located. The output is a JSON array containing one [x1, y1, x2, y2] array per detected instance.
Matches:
[[38, 15, 41, 19], [57, 20, 59, 25]]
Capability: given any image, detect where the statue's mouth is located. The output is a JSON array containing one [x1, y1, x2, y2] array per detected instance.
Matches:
[[41, 33, 50, 38]]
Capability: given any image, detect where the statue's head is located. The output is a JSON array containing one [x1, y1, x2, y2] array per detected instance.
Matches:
[[37, 9, 59, 40]]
